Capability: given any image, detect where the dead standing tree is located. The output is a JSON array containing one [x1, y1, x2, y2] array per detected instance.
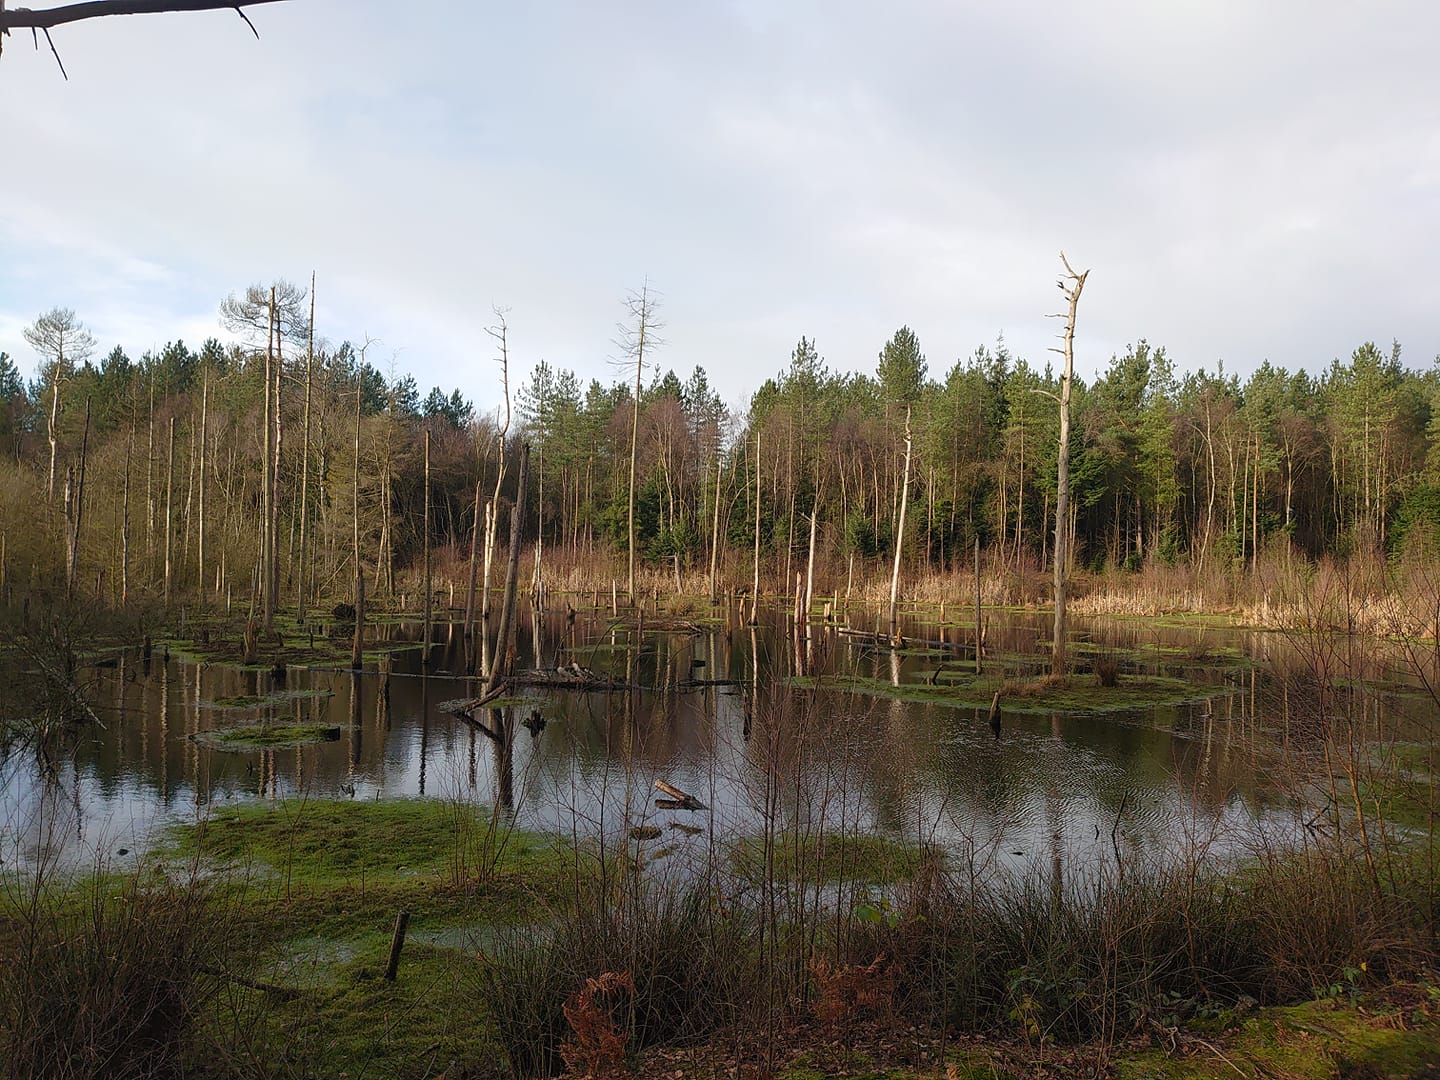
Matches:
[[0, 0, 290, 75], [470, 308, 511, 674], [1044, 252, 1089, 677], [616, 283, 663, 604]]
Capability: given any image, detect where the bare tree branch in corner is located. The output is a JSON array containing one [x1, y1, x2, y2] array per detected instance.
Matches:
[[1, 0, 289, 69]]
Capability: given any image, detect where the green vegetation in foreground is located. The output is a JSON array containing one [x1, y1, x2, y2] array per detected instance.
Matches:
[[162, 799, 578, 1079], [191, 723, 342, 750], [792, 672, 1232, 714], [766, 993, 1440, 1078], [731, 831, 923, 885], [1113, 994, 1440, 1079]]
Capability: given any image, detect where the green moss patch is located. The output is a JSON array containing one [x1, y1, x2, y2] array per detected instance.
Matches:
[[192, 722, 342, 750], [171, 798, 569, 892], [1115, 995, 1440, 1079], [200, 689, 334, 711]]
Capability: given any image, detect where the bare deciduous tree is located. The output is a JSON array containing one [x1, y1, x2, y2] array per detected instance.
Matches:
[[23, 307, 94, 502]]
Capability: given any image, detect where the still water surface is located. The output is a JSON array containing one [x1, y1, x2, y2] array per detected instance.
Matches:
[[5, 602, 1432, 877]]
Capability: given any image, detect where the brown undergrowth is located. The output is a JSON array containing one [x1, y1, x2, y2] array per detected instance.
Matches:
[[562, 971, 635, 1080]]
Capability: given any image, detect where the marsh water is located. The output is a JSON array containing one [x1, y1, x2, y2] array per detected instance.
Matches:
[[5, 601, 1438, 877]]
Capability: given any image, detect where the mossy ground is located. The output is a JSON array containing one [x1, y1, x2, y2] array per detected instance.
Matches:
[[732, 992, 1440, 1080], [161, 798, 580, 1079]]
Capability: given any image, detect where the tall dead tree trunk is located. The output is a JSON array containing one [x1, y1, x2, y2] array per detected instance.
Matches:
[[888, 406, 912, 639], [485, 443, 530, 695], [709, 453, 723, 603], [297, 271, 315, 622], [269, 289, 284, 625], [751, 430, 761, 623], [164, 414, 175, 603], [260, 291, 275, 628], [803, 490, 819, 625], [974, 535, 982, 674], [464, 478, 482, 637], [423, 428, 432, 663], [351, 384, 364, 670], [481, 309, 512, 662], [64, 398, 91, 595], [146, 379, 155, 575], [197, 368, 208, 608], [47, 368, 63, 502], [1049, 252, 1089, 677], [121, 418, 132, 605]]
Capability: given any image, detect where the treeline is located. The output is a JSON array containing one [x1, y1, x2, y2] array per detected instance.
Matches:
[[2, 284, 1439, 614]]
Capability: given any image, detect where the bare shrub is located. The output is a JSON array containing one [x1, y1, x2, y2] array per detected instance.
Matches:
[[0, 870, 233, 1080]]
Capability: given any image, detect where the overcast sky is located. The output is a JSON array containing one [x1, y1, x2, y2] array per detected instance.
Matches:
[[2, 1, 1437, 415]]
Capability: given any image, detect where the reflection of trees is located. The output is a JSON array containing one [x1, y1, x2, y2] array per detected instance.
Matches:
[[26, 611, 1426, 880]]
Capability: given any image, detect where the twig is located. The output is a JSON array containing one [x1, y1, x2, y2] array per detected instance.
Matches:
[[232, 4, 257, 37], [42, 26, 67, 77], [1112, 789, 1129, 878]]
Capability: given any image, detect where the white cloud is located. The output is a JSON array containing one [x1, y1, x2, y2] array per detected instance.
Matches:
[[2, 0, 1438, 405]]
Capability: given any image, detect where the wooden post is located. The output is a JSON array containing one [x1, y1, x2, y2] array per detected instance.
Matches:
[[384, 911, 411, 982]]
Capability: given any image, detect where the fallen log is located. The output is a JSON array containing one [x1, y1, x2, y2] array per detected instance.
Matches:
[[437, 683, 509, 716], [679, 677, 741, 689], [507, 667, 633, 691], [654, 779, 706, 811]]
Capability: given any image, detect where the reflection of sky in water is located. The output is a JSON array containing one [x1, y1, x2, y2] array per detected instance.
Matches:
[[1, 605, 1395, 875]]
